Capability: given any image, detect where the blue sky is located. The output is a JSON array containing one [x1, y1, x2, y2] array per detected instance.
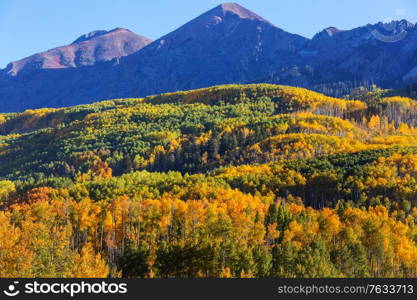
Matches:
[[1, 0, 416, 68]]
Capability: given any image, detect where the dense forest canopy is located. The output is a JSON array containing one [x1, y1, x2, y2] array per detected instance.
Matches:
[[2, 84, 417, 277]]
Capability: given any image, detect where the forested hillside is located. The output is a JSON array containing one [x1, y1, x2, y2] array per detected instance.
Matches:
[[2, 84, 417, 277]]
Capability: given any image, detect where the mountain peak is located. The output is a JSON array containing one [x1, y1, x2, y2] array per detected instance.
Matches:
[[206, 2, 271, 23], [148, 2, 279, 49], [214, 2, 266, 21], [72, 30, 109, 44], [376, 19, 415, 32], [5, 28, 152, 76], [71, 28, 132, 44], [311, 26, 344, 42], [323, 27, 343, 36]]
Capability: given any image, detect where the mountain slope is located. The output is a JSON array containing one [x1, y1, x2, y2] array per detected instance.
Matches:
[[1, 82, 416, 181], [5, 28, 152, 76], [2, 84, 417, 277], [114, 3, 309, 97], [0, 28, 152, 111], [308, 20, 417, 90]]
